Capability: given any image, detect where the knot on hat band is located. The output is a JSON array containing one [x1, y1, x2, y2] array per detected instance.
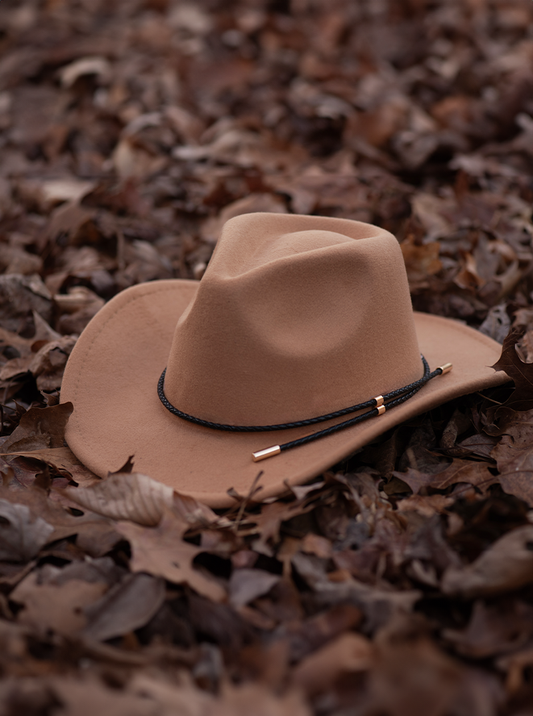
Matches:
[[157, 357, 452, 461]]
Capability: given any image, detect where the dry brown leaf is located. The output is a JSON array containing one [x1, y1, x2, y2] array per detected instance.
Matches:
[[128, 673, 214, 716], [62, 472, 174, 527], [31, 178, 96, 211], [8, 446, 100, 486], [83, 572, 166, 641], [59, 56, 111, 88], [442, 525, 533, 598], [0, 325, 33, 356], [0, 484, 120, 554], [113, 138, 167, 180], [395, 458, 497, 495], [288, 604, 363, 662], [50, 677, 156, 716], [209, 681, 311, 716], [128, 675, 311, 716], [365, 628, 492, 716], [0, 273, 53, 332], [1, 403, 73, 453], [11, 572, 107, 636], [28, 335, 77, 391], [117, 512, 226, 602], [229, 568, 280, 608], [0, 354, 34, 381], [490, 409, 533, 505], [444, 600, 533, 658], [400, 236, 442, 289], [292, 632, 374, 696], [492, 326, 533, 410], [0, 244, 43, 275], [0, 499, 54, 561]]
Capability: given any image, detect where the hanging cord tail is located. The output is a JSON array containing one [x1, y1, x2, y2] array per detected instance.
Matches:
[[252, 360, 453, 461]]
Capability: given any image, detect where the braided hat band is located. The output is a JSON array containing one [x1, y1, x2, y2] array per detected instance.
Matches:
[[157, 357, 453, 461]]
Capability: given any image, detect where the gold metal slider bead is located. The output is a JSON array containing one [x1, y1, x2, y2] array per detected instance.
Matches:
[[252, 445, 281, 462], [439, 363, 453, 375], [377, 405, 386, 416], [374, 395, 384, 407]]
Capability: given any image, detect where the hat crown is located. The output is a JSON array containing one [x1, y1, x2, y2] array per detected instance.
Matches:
[[165, 213, 421, 425]]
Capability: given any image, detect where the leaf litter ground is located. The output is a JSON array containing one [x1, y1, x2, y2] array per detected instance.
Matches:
[[2, 0, 533, 713]]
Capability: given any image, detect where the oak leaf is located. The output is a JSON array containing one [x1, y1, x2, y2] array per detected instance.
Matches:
[[492, 327, 533, 411], [116, 512, 226, 602]]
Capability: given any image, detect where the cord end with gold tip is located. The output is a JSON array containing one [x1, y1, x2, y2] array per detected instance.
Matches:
[[252, 445, 281, 462]]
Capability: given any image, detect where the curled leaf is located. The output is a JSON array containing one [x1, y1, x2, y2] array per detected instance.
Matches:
[[61, 472, 174, 527], [0, 499, 54, 562], [83, 573, 166, 642], [442, 525, 533, 598]]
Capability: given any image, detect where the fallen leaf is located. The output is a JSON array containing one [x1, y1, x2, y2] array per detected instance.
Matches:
[[1, 403, 73, 453], [128, 673, 215, 716], [28, 335, 77, 392], [11, 571, 107, 636], [83, 572, 166, 641], [0, 499, 54, 562], [365, 626, 495, 716], [117, 512, 226, 602], [7, 446, 100, 486], [492, 327, 533, 410], [0, 274, 53, 332], [210, 680, 311, 716], [292, 552, 421, 632], [287, 604, 363, 662], [60, 56, 111, 88], [395, 459, 496, 495], [20, 178, 96, 211], [444, 599, 533, 658], [400, 236, 442, 290], [396, 494, 454, 517], [442, 525, 533, 598], [229, 568, 280, 608], [49, 677, 157, 716], [0, 484, 120, 554], [113, 137, 167, 180], [490, 410, 533, 505], [61, 472, 174, 527], [292, 632, 374, 696], [479, 303, 512, 344]]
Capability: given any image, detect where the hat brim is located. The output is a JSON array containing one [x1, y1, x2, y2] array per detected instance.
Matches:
[[61, 280, 509, 508]]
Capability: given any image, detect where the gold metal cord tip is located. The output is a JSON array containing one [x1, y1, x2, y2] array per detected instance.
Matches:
[[252, 445, 281, 462], [439, 362, 453, 375], [377, 405, 386, 416], [374, 395, 384, 407]]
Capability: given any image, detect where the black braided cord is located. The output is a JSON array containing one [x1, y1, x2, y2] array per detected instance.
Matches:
[[157, 355, 446, 453]]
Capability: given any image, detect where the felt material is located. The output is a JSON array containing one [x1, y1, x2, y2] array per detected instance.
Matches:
[[61, 213, 509, 508], [165, 214, 421, 424]]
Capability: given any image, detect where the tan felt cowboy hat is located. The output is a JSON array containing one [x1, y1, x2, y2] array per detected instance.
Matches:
[[61, 213, 509, 507]]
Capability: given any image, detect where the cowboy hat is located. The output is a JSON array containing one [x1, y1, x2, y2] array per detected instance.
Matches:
[[61, 213, 509, 507]]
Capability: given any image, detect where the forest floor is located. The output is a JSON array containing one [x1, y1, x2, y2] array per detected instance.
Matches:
[[2, 0, 533, 714]]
